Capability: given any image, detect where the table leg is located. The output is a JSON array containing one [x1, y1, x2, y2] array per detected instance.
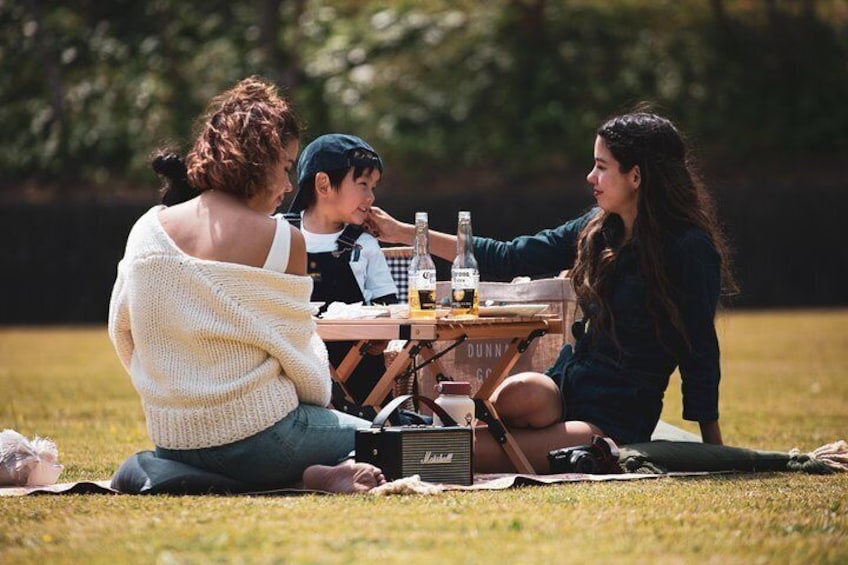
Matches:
[[326, 340, 370, 407], [362, 340, 418, 407], [474, 328, 548, 475], [416, 342, 453, 382], [474, 338, 522, 399], [334, 340, 369, 383], [478, 399, 536, 474], [475, 328, 547, 399]]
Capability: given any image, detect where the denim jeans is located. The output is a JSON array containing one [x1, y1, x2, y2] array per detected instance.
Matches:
[[155, 405, 371, 488]]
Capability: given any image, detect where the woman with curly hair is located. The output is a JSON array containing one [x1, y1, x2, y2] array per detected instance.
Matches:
[[369, 111, 736, 472], [108, 76, 385, 492]]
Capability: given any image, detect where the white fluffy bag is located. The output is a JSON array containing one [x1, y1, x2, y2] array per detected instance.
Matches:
[[0, 429, 64, 486]]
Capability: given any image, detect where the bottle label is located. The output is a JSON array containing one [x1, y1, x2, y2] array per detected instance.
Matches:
[[413, 269, 437, 291], [412, 269, 436, 311], [451, 268, 478, 309], [451, 268, 477, 289], [417, 290, 436, 311]]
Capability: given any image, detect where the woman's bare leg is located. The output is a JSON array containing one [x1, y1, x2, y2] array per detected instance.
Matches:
[[475, 372, 607, 473], [474, 420, 605, 473], [490, 372, 563, 428], [302, 459, 386, 493]]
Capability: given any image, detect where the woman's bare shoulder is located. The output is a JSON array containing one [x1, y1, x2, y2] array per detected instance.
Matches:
[[160, 195, 276, 267]]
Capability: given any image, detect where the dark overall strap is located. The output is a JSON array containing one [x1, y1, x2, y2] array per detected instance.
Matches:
[[309, 251, 364, 305], [333, 223, 364, 258], [283, 213, 364, 260], [281, 212, 301, 228]]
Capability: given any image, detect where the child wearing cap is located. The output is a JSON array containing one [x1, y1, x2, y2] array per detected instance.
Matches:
[[289, 134, 398, 409]]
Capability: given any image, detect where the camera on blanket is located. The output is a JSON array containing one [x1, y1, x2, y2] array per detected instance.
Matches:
[[547, 435, 621, 474]]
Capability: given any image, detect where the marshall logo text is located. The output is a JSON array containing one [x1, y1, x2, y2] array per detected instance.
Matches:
[[420, 451, 454, 465]]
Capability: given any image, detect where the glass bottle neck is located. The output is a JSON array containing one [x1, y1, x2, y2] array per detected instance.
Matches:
[[414, 222, 429, 255], [456, 220, 472, 256]]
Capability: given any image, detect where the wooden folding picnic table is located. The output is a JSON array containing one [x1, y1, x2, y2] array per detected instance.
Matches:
[[315, 314, 563, 474]]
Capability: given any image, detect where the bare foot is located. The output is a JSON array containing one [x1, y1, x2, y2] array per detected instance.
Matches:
[[302, 459, 387, 494]]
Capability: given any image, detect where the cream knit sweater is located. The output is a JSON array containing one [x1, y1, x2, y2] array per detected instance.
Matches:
[[108, 206, 331, 450]]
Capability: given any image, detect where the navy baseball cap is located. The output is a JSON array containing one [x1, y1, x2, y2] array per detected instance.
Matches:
[[288, 133, 383, 213]]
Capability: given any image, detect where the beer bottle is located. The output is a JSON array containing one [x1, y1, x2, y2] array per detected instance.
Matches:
[[408, 212, 437, 319], [450, 211, 479, 318]]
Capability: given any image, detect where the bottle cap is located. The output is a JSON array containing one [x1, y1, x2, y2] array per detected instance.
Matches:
[[458, 211, 471, 221], [435, 381, 472, 396], [415, 212, 428, 223]]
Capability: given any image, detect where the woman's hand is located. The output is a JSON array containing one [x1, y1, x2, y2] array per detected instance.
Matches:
[[368, 206, 458, 261], [699, 420, 723, 445], [365, 206, 413, 245]]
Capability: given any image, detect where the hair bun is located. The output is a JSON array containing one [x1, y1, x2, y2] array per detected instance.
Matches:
[[152, 152, 199, 205], [152, 153, 188, 181]]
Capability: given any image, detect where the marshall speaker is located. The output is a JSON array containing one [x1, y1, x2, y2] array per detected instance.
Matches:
[[355, 395, 473, 485]]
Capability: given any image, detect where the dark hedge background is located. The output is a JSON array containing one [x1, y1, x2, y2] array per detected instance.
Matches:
[[2, 174, 845, 324], [3, 1, 847, 323]]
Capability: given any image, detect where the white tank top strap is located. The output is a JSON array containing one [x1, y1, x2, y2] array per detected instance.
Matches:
[[263, 214, 292, 273]]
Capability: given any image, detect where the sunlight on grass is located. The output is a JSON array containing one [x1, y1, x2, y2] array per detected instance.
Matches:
[[661, 310, 848, 449], [1, 311, 847, 564]]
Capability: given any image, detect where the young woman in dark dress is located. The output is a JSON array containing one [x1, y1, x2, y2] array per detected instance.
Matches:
[[368, 112, 736, 472]]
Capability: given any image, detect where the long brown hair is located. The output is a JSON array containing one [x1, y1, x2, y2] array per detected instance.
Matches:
[[184, 76, 302, 200], [569, 112, 737, 345]]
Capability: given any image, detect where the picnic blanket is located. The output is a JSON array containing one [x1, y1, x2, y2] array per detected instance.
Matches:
[[0, 470, 704, 497], [3, 438, 845, 497]]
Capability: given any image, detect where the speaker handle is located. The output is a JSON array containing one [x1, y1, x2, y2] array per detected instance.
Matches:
[[370, 395, 458, 429]]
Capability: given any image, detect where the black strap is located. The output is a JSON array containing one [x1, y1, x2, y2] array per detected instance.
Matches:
[[284, 213, 363, 258], [371, 395, 458, 429], [282, 212, 301, 228], [518, 328, 548, 353], [331, 382, 379, 420], [333, 223, 364, 257], [474, 398, 508, 445]]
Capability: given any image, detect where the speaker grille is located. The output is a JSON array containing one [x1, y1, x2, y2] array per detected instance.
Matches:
[[399, 430, 472, 484]]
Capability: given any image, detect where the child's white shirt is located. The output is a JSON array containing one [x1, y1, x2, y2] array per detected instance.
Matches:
[[301, 225, 398, 304]]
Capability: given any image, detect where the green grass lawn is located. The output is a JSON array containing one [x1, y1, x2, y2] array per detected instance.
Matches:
[[1, 310, 847, 564]]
